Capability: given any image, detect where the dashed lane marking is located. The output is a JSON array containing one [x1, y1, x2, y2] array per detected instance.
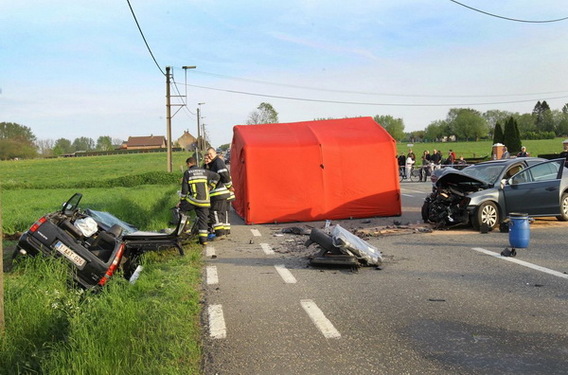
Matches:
[[260, 243, 275, 255], [205, 245, 216, 258], [250, 229, 262, 237], [206, 266, 219, 285], [401, 194, 414, 197], [472, 247, 568, 280], [208, 304, 227, 339], [300, 299, 341, 339], [274, 264, 297, 283]]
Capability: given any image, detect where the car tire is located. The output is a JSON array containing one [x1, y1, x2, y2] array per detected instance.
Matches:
[[472, 201, 499, 230], [556, 192, 568, 221]]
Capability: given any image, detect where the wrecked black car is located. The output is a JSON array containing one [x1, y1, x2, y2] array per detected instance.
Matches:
[[422, 158, 568, 230], [15, 193, 189, 289]]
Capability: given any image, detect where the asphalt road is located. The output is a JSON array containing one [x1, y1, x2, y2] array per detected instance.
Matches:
[[202, 181, 568, 375]]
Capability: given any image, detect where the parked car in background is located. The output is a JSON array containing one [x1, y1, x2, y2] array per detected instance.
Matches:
[[422, 157, 568, 230]]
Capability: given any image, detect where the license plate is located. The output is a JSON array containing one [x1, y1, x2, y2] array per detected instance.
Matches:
[[54, 241, 86, 268]]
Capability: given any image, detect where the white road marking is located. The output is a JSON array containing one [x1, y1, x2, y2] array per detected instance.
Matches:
[[472, 247, 568, 280], [205, 245, 216, 258], [300, 299, 341, 339], [401, 193, 414, 197], [274, 264, 297, 283], [206, 266, 219, 285], [260, 243, 275, 255], [208, 304, 227, 339], [251, 229, 262, 237]]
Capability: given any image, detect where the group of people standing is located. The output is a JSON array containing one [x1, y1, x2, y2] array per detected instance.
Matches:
[[178, 147, 234, 245], [397, 148, 463, 182]]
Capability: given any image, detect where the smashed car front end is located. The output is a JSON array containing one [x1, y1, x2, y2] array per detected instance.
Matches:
[[423, 170, 490, 228]]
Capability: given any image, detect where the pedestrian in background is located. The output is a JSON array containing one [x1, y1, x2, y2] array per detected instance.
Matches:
[[517, 146, 529, 157], [501, 147, 510, 159]]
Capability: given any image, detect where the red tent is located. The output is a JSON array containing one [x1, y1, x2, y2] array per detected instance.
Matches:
[[230, 117, 401, 224]]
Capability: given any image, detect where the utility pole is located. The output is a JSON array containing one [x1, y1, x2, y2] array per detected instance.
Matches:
[[0, 189, 4, 335], [196, 105, 201, 164], [165, 66, 173, 172]]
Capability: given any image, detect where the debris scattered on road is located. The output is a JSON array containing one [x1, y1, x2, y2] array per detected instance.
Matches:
[[281, 226, 311, 235], [305, 225, 383, 268], [354, 223, 432, 237]]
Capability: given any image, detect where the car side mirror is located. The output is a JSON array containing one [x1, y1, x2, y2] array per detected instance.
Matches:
[[500, 179, 507, 189]]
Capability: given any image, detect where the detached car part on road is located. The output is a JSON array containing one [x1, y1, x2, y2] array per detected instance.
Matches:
[[422, 158, 568, 230], [15, 193, 190, 289]]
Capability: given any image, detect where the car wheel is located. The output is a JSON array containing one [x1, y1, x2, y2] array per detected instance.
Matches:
[[556, 192, 568, 221], [472, 201, 499, 230]]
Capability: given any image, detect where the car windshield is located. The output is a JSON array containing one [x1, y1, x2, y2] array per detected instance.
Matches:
[[461, 163, 506, 185]]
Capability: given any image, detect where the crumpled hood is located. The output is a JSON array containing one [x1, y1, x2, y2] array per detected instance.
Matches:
[[435, 169, 491, 193]]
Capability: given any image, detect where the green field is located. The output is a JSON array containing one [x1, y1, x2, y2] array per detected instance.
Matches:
[[396, 138, 567, 161], [1, 150, 203, 375]]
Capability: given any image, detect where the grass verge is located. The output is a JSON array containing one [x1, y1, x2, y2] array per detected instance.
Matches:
[[1, 245, 203, 375]]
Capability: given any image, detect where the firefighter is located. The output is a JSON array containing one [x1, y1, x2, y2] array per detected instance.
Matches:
[[178, 157, 219, 245], [206, 147, 234, 240]]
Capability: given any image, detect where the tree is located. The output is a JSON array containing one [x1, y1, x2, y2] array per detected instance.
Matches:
[[246, 102, 279, 124], [36, 139, 55, 157], [96, 136, 114, 151], [0, 122, 38, 159], [72, 137, 95, 152], [503, 117, 522, 154], [53, 138, 74, 156], [483, 109, 514, 135], [533, 100, 554, 133], [515, 113, 537, 136], [448, 108, 488, 141], [424, 120, 447, 141], [0, 122, 36, 143], [493, 122, 504, 145], [374, 115, 405, 141]]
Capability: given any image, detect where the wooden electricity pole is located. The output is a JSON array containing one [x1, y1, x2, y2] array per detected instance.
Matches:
[[0, 190, 5, 335]]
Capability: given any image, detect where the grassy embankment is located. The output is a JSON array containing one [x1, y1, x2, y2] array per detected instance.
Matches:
[[1, 151, 204, 374]]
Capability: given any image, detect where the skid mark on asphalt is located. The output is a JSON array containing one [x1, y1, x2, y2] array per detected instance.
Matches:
[[208, 304, 227, 339], [301, 299, 341, 339], [472, 247, 568, 280], [274, 264, 297, 283]]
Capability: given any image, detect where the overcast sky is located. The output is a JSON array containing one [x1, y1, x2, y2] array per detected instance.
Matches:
[[2, 0, 568, 147]]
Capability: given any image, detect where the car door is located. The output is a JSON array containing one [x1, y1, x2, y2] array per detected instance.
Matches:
[[503, 159, 564, 216]]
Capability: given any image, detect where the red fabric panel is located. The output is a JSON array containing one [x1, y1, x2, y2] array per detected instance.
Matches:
[[230, 117, 401, 224]]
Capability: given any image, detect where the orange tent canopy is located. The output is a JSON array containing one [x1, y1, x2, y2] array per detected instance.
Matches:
[[230, 117, 401, 224]]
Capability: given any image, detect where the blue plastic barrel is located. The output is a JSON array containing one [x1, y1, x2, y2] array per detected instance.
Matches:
[[508, 213, 530, 248]]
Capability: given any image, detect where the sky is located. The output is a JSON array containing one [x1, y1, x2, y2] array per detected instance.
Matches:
[[2, 0, 568, 148]]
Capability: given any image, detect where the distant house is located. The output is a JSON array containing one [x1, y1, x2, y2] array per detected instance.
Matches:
[[126, 135, 167, 150], [177, 131, 197, 151]]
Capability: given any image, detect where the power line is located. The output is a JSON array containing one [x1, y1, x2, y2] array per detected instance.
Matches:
[[193, 70, 568, 99], [449, 0, 568, 23], [125, 0, 165, 75], [183, 82, 568, 107]]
